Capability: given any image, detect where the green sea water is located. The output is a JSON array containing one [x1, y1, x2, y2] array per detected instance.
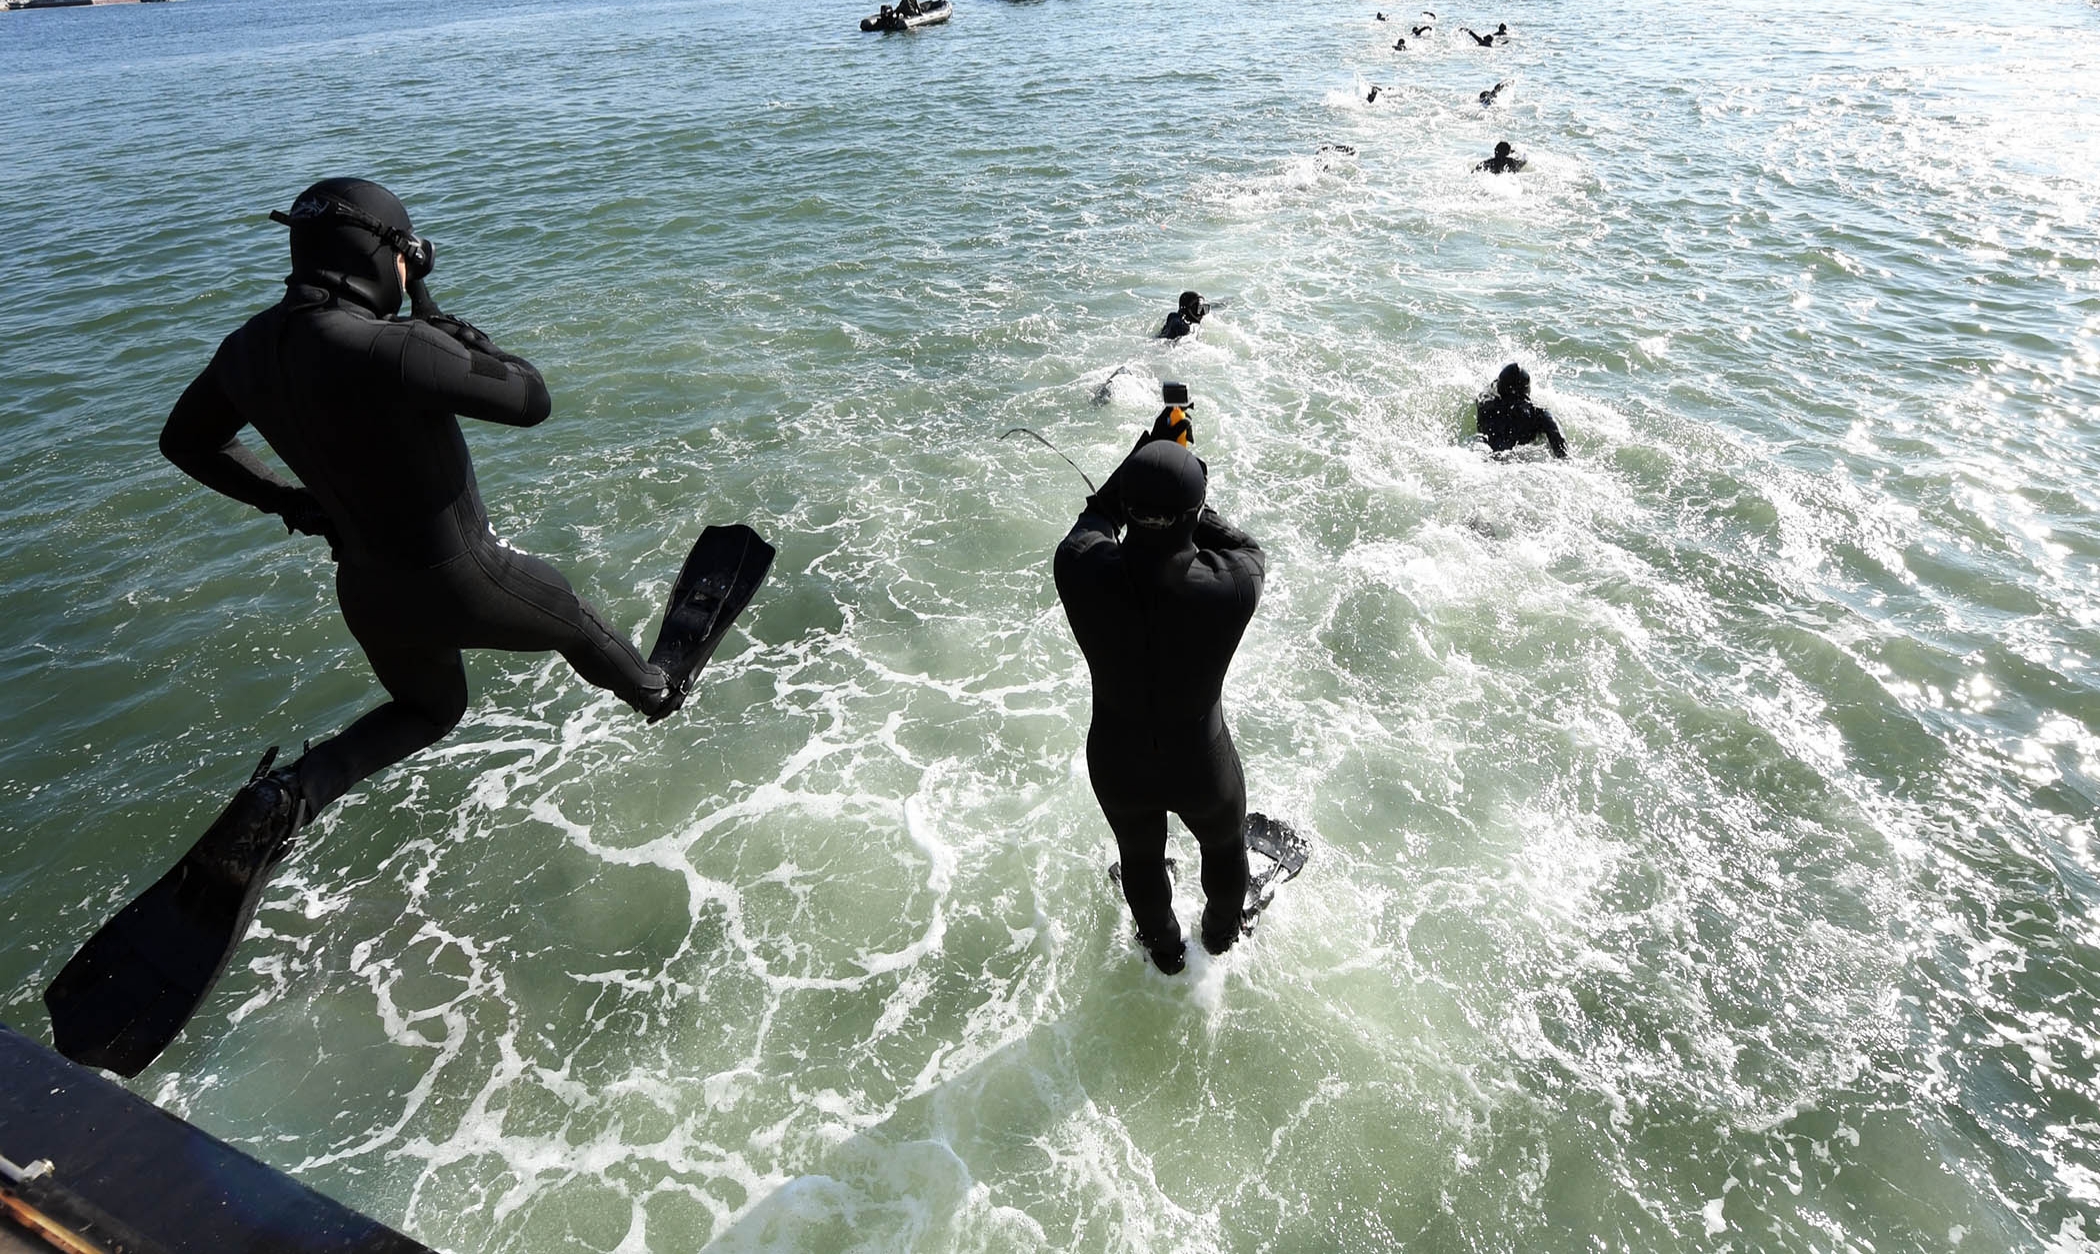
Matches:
[[2, 0, 2098, 1250]]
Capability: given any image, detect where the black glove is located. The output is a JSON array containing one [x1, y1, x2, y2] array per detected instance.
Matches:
[[424, 312, 498, 356], [1136, 405, 1194, 450], [274, 489, 338, 547], [406, 275, 445, 323]]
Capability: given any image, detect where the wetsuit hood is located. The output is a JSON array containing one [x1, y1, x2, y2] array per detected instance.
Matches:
[[280, 178, 415, 317], [1496, 361, 1530, 399], [1113, 440, 1205, 566], [1120, 440, 1206, 524]]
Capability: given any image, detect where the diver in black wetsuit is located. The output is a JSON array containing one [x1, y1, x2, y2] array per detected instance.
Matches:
[[1460, 25, 1507, 46], [1478, 80, 1509, 106], [158, 179, 686, 835], [1474, 362, 1568, 458], [1157, 290, 1209, 341], [1054, 419, 1265, 974], [1475, 140, 1526, 172]]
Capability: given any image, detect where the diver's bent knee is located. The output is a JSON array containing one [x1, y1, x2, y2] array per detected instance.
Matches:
[[414, 684, 470, 741]]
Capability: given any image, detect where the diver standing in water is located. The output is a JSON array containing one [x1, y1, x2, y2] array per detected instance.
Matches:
[[45, 178, 771, 1075], [1474, 361, 1569, 458], [1054, 392, 1265, 973]]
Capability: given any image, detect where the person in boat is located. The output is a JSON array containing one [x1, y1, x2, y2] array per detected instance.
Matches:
[[1475, 140, 1526, 172], [1474, 362, 1568, 458], [1157, 290, 1209, 340], [157, 178, 696, 845], [1054, 425, 1265, 974], [1479, 80, 1509, 107]]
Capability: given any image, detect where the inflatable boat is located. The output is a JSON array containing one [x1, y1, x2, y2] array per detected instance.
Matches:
[[861, 0, 952, 31]]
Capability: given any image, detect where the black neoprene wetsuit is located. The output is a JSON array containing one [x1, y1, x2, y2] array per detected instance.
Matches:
[[1474, 392, 1569, 457], [160, 280, 665, 814], [1054, 495, 1264, 944]]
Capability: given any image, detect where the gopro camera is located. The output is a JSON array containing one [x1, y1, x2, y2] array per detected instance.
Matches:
[[1161, 381, 1191, 407]]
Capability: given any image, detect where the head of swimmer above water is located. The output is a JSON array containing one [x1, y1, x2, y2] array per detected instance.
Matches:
[[1178, 290, 1209, 323], [272, 178, 434, 318], [1496, 360, 1531, 400]]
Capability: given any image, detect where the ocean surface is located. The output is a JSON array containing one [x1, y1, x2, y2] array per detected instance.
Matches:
[[3, 0, 2099, 1250]]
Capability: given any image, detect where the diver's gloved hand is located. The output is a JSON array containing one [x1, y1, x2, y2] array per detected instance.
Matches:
[[405, 275, 445, 323], [1135, 406, 1194, 450], [424, 312, 499, 356], [274, 489, 338, 547]]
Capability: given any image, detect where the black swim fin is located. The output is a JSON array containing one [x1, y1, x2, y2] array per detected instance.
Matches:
[[645, 523, 775, 724], [1240, 812, 1310, 936], [43, 748, 308, 1077]]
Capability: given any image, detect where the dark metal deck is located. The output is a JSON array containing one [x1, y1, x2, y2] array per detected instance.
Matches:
[[0, 1024, 432, 1254]]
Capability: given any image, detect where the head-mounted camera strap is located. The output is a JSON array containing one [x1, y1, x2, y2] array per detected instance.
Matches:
[[270, 196, 436, 279]]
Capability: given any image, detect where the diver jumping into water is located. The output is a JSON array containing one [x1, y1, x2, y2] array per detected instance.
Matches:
[[43, 178, 771, 1075], [1054, 404, 1265, 974], [1474, 362, 1568, 458], [157, 180, 710, 818]]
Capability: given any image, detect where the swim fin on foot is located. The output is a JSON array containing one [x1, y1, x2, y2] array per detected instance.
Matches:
[[1240, 812, 1309, 937], [43, 747, 308, 1077], [644, 523, 775, 724]]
